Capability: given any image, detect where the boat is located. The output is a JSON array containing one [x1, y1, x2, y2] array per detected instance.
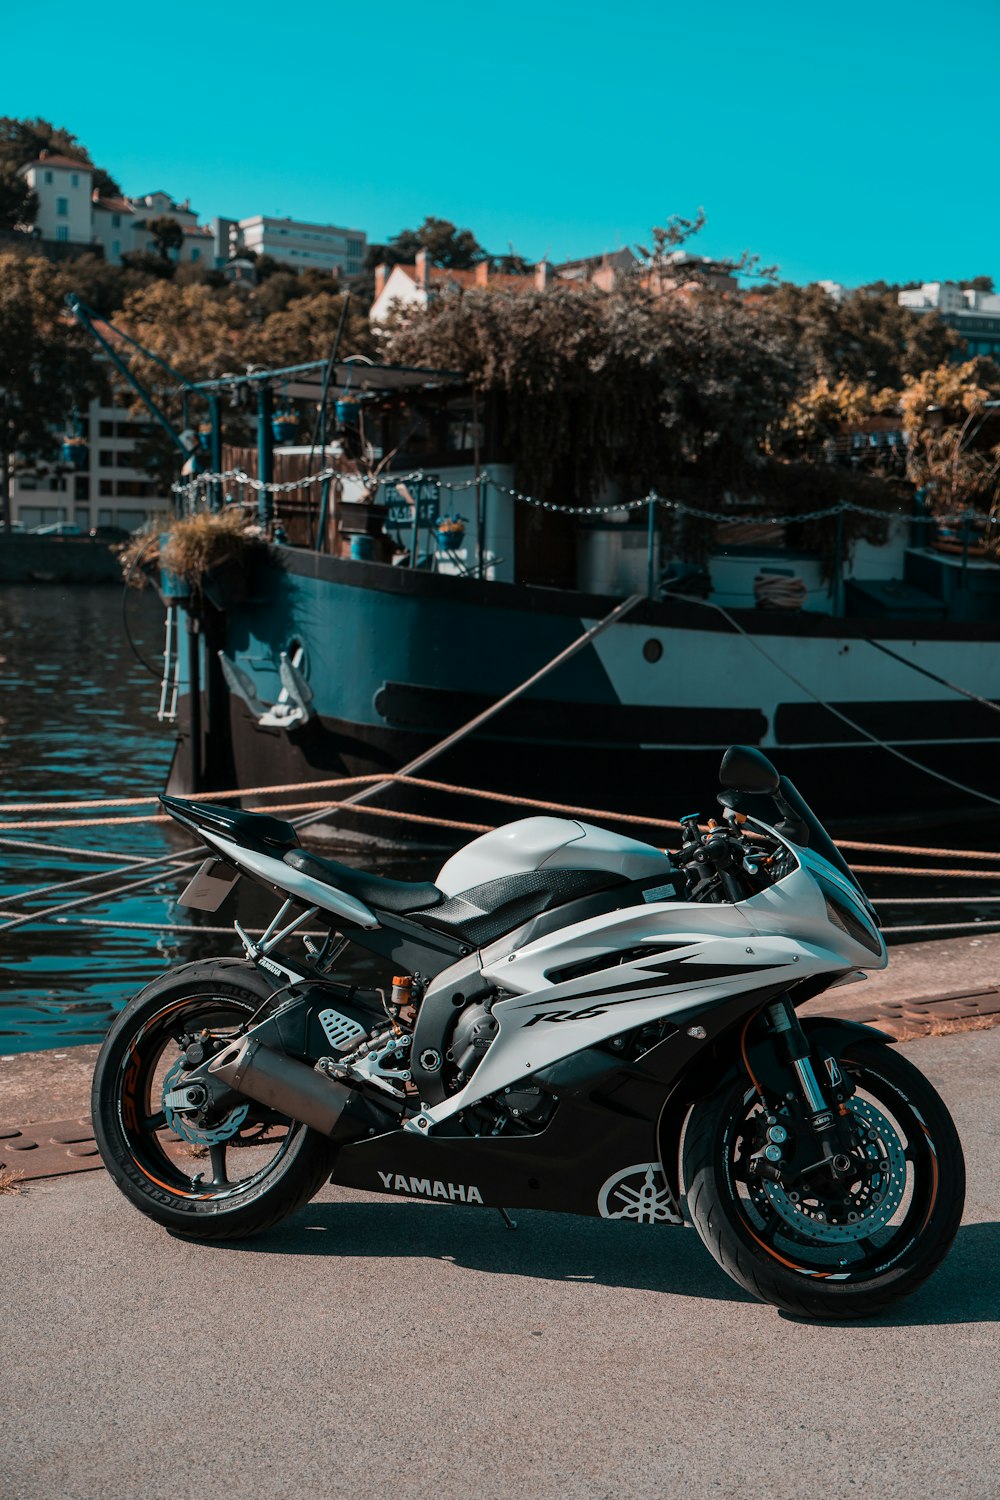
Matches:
[[139, 359, 1000, 841]]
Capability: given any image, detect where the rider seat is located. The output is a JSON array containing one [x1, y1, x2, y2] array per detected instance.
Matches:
[[283, 849, 445, 916]]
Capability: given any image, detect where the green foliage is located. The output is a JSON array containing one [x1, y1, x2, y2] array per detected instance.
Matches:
[[759, 281, 962, 388], [114, 279, 371, 385], [0, 252, 104, 527], [119, 248, 175, 279], [0, 170, 36, 230], [386, 275, 802, 502], [365, 216, 484, 272], [109, 278, 373, 477], [144, 215, 185, 258], [0, 116, 121, 196], [897, 359, 1000, 516]]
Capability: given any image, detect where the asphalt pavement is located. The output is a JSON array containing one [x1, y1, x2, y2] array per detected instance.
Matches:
[[2, 1027, 998, 1500]]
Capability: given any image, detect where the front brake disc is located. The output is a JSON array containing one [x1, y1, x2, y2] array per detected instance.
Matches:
[[759, 1096, 907, 1243]]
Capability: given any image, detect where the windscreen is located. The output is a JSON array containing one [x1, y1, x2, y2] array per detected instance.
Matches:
[[776, 776, 870, 901]]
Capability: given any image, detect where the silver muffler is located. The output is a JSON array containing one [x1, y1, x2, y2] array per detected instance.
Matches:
[[208, 1037, 353, 1136]]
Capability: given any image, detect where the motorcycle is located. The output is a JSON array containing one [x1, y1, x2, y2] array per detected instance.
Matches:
[[93, 745, 965, 1318]]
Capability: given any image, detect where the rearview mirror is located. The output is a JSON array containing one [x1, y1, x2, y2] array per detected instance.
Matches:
[[719, 745, 780, 794]]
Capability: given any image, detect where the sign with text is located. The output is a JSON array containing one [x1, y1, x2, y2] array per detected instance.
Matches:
[[387, 481, 440, 527]]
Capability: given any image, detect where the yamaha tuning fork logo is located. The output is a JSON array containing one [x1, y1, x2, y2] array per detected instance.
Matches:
[[597, 1163, 684, 1224]]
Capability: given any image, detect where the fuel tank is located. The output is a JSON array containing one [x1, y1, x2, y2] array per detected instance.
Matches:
[[435, 816, 672, 896]]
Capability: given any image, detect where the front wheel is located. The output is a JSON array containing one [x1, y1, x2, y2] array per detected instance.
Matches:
[[92, 958, 334, 1240], [680, 1039, 965, 1318]]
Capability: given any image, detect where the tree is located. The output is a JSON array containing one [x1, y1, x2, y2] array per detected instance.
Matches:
[[384, 270, 802, 504], [119, 248, 176, 279], [143, 215, 185, 260], [0, 253, 104, 530], [107, 277, 372, 489], [0, 170, 36, 230], [897, 359, 1000, 516], [761, 281, 962, 388], [365, 216, 484, 272], [0, 116, 121, 197]]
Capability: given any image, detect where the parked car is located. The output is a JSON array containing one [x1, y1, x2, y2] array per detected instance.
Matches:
[[30, 522, 82, 536]]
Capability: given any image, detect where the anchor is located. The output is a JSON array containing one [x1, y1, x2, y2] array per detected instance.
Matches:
[[219, 648, 313, 730]]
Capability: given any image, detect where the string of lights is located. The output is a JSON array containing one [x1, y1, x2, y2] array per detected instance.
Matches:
[[172, 467, 967, 528]]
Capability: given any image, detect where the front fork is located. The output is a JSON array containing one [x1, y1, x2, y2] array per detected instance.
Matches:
[[766, 1000, 839, 1127], [751, 999, 857, 1185]]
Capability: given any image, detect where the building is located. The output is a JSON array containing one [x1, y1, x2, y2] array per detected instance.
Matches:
[[370, 248, 642, 324], [9, 396, 172, 535], [17, 153, 213, 265], [554, 247, 637, 289], [234, 214, 366, 275], [371, 250, 548, 322], [368, 244, 735, 324], [18, 153, 95, 246], [898, 282, 1000, 360]]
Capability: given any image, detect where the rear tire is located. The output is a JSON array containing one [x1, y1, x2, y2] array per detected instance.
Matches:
[[680, 1039, 965, 1318], [92, 959, 334, 1241]]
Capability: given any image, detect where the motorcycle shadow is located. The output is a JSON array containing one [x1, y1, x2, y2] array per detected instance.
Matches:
[[218, 1206, 1000, 1323], [220, 1196, 755, 1303]]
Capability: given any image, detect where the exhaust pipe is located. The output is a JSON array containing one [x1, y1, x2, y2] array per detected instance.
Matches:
[[209, 1037, 354, 1136]]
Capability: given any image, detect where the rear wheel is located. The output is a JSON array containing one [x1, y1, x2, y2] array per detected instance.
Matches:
[[92, 959, 333, 1240], [680, 1039, 965, 1318]]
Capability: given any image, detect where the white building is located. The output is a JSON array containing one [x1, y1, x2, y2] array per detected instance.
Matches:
[[236, 214, 366, 275], [18, 153, 95, 246], [9, 396, 172, 535], [898, 282, 1000, 360], [18, 153, 213, 265]]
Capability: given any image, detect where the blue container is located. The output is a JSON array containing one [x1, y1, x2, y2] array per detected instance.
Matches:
[[336, 398, 360, 428], [350, 535, 375, 562], [436, 524, 466, 552]]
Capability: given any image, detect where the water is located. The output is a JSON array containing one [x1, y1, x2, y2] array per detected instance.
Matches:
[[1, 583, 997, 1055]]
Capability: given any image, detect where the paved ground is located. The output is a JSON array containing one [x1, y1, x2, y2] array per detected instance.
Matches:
[[2, 1027, 998, 1500]]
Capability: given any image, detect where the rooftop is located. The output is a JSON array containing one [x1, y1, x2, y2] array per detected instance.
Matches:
[[19, 153, 94, 174]]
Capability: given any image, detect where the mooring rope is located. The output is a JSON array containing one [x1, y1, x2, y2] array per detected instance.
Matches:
[[3, 770, 1000, 862]]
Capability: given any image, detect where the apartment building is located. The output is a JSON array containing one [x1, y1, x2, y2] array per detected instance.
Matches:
[[10, 398, 170, 535], [898, 282, 1000, 360], [235, 214, 366, 275]]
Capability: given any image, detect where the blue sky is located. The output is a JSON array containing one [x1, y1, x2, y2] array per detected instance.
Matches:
[[5, 0, 997, 287]]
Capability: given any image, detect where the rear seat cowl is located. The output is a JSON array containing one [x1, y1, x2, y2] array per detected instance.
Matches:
[[159, 796, 300, 851]]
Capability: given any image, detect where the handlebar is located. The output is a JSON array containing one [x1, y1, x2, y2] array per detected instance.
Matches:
[[676, 813, 776, 904]]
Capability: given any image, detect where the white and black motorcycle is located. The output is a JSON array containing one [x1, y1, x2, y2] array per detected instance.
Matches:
[[93, 747, 965, 1318]]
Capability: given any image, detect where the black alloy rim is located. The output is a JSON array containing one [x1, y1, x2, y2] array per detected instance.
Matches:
[[722, 1059, 939, 1282], [114, 996, 301, 1202]]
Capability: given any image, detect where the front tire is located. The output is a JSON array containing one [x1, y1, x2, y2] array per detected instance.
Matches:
[[92, 959, 334, 1241], [680, 1039, 965, 1318]]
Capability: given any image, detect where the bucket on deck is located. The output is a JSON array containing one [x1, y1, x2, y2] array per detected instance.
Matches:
[[350, 535, 375, 562]]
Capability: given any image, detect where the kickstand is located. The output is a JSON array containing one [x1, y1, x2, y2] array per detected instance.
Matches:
[[497, 1206, 517, 1231]]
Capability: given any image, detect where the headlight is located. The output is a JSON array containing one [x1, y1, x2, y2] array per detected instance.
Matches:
[[822, 885, 882, 956]]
